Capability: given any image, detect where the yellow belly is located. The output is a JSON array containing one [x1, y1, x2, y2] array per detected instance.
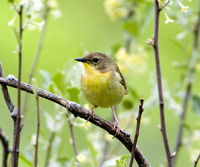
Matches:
[[81, 67, 125, 108]]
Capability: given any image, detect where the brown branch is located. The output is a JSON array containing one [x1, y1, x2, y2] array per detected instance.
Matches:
[[193, 152, 200, 167], [12, 5, 23, 167], [22, 6, 50, 117], [193, 1, 200, 50], [98, 140, 109, 167], [173, 1, 200, 164], [172, 83, 191, 162], [98, 113, 115, 167], [34, 91, 40, 167], [44, 132, 55, 167], [0, 64, 21, 167], [0, 75, 150, 167], [66, 114, 80, 167], [152, 0, 172, 166], [0, 127, 9, 167], [0, 68, 17, 115], [129, 98, 144, 167]]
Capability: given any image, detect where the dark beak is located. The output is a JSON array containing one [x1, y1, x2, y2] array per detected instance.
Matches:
[[74, 57, 86, 62]]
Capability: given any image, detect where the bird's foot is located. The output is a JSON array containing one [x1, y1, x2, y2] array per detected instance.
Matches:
[[112, 121, 120, 138], [86, 107, 94, 123]]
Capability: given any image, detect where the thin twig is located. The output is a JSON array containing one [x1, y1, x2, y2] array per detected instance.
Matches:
[[12, 5, 23, 167], [152, 1, 172, 166], [0, 127, 9, 167], [0, 75, 150, 167], [173, 1, 200, 164], [98, 140, 109, 167], [193, 152, 200, 167], [98, 113, 116, 167], [66, 114, 81, 167], [193, 1, 200, 50], [0, 65, 20, 167], [34, 91, 40, 167], [172, 83, 191, 161], [22, 6, 50, 117], [129, 98, 144, 167], [160, 0, 171, 10], [0, 65, 18, 167], [0, 65, 17, 114], [108, 105, 142, 158], [44, 132, 55, 167]]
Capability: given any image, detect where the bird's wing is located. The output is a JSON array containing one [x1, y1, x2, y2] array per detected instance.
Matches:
[[116, 67, 128, 94]]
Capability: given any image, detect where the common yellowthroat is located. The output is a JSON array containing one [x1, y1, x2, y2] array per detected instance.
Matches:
[[75, 52, 127, 136]]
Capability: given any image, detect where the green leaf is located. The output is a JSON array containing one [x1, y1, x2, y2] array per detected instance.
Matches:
[[122, 99, 134, 110], [69, 63, 83, 88], [116, 159, 128, 167], [87, 139, 97, 166], [116, 154, 130, 167], [171, 39, 188, 57], [120, 154, 130, 160], [172, 61, 188, 69], [40, 70, 52, 89], [66, 86, 80, 103], [139, 6, 154, 35], [52, 71, 66, 93], [128, 87, 138, 98], [123, 19, 139, 37], [48, 82, 62, 96], [66, 158, 76, 167], [57, 156, 69, 163], [191, 94, 200, 117], [8, 0, 14, 3], [19, 154, 32, 166]]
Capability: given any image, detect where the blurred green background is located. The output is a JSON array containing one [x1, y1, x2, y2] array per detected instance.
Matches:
[[0, 0, 200, 167]]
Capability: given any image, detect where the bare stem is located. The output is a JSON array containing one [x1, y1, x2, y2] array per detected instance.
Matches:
[[129, 98, 144, 167], [44, 132, 55, 167], [98, 141, 109, 167], [193, 1, 200, 50], [66, 114, 81, 167], [12, 5, 23, 167], [0, 64, 18, 167], [160, 0, 171, 10], [0, 75, 150, 167], [193, 152, 200, 167], [98, 113, 115, 167], [172, 83, 191, 162], [152, 0, 172, 166], [173, 1, 200, 164], [0, 128, 9, 167], [22, 6, 50, 117], [34, 93, 40, 167]]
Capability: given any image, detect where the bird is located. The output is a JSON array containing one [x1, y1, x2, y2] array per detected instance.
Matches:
[[75, 52, 128, 136]]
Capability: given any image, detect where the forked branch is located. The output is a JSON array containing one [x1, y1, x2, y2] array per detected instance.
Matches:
[[129, 98, 144, 167], [0, 72, 150, 167], [152, 0, 172, 166]]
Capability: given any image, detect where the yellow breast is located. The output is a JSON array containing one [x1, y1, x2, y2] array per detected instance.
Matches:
[[81, 63, 125, 108]]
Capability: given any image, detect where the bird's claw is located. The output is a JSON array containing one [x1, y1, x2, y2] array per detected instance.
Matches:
[[112, 122, 120, 138], [86, 108, 94, 123]]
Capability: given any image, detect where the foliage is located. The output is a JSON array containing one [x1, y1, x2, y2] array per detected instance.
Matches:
[[0, 0, 200, 167]]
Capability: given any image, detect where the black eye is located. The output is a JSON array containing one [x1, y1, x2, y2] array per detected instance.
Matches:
[[92, 58, 99, 63]]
